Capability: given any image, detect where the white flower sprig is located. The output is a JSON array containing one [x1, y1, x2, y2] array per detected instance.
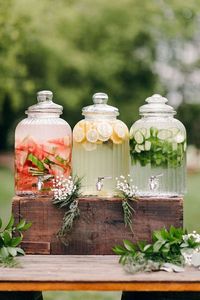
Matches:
[[116, 175, 138, 199], [52, 175, 77, 206], [181, 231, 200, 266], [52, 175, 82, 239], [116, 175, 138, 233]]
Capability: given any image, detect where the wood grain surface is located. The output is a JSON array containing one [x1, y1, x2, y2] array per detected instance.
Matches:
[[0, 255, 200, 291], [12, 196, 183, 255]]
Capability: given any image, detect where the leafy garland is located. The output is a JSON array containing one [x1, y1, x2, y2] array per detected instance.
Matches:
[[116, 175, 138, 232], [0, 215, 31, 267], [52, 175, 82, 239], [113, 226, 200, 273]]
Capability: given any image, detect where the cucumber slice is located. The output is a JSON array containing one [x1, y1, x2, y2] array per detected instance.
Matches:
[[135, 144, 141, 153], [139, 128, 151, 139], [139, 128, 146, 136], [175, 133, 185, 143], [170, 127, 180, 136], [157, 129, 172, 140], [144, 140, 151, 151], [138, 144, 145, 151], [27, 153, 45, 171], [134, 130, 144, 144]]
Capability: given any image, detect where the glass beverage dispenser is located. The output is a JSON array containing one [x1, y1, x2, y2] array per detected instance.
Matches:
[[129, 94, 186, 197], [72, 92, 129, 197], [15, 90, 72, 196]]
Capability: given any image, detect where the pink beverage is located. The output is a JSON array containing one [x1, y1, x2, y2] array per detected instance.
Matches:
[[15, 90, 72, 197]]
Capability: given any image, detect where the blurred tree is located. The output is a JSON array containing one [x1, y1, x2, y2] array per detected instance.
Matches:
[[0, 0, 199, 150], [177, 103, 200, 149]]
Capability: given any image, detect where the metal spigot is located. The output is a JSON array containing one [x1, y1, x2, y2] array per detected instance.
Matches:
[[149, 174, 163, 191], [96, 176, 112, 191]]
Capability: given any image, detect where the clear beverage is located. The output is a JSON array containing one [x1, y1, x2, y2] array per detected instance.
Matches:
[[129, 94, 187, 197]]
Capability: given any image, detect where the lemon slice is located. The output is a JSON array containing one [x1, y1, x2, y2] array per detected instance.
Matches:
[[97, 122, 113, 139], [86, 129, 99, 143], [110, 131, 123, 144], [114, 122, 127, 139], [82, 142, 97, 151], [98, 134, 110, 142], [73, 126, 85, 143]]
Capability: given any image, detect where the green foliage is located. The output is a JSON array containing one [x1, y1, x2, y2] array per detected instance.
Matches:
[[0, 0, 200, 150], [130, 127, 186, 167], [0, 214, 32, 267], [177, 103, 200, 149], [113, 226, 200, 273]]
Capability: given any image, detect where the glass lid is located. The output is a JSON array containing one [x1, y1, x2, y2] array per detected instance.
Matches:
[[139, 94, 176, 115], [26, 90, 63, 114], [82, 92, 119, 117]]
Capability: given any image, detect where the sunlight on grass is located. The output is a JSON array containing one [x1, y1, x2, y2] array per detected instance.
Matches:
[[0, 167, 14, 225]]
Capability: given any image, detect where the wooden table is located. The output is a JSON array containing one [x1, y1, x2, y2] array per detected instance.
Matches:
[[0, 255, 200, 292]]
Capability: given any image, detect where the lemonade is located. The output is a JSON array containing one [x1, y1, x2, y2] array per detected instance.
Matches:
[[72, 93, 130, 197]]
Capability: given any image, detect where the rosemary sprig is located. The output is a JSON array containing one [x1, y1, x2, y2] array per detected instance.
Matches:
[[122, 200, 135, 232], [116, 175, 138, 232], [52, 176, 82, 240]]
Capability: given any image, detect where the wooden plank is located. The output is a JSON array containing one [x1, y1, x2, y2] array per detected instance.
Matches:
[[12, 196, 183, 255], [0, 255, 200, 291], [12, 197, 20, 225], [21, 241, 50, 255]]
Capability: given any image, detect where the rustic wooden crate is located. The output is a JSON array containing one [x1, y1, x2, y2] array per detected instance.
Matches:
[[12, 196, 183, 255]]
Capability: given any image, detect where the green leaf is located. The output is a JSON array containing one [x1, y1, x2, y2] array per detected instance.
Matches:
[[143, 244, 152, 253], [5, 215, 14, 230], [1, 230, 12, 245], [112, 245, 126, 255], [16, 219, 26, 230], [119, 255, 128, 265], [153, 240, 166, 253], [153, 230, 163, 241], [0, 247, 9, 258], [0, 218, 2, 229], [123, 240, 135, 252], [137, 241, 147, 252], [10, 236, 22, 247], [15, 248, 25, 256], [21, 222, 32, 231], [7, 247, 17, 257]]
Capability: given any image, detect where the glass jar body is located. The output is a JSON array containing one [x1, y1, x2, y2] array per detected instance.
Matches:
[[15, 113, 72, 197], [72, 116, 130, 197], [129, 114, 186, 197]]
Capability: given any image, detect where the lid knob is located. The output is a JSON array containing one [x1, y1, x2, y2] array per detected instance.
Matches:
[[92, 92, 108, 104], [146, 94, 168, 104], [37, 90, 53, 102]]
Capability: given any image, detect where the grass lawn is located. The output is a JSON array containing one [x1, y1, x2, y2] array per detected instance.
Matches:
[[0, 166, 200, 300]]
